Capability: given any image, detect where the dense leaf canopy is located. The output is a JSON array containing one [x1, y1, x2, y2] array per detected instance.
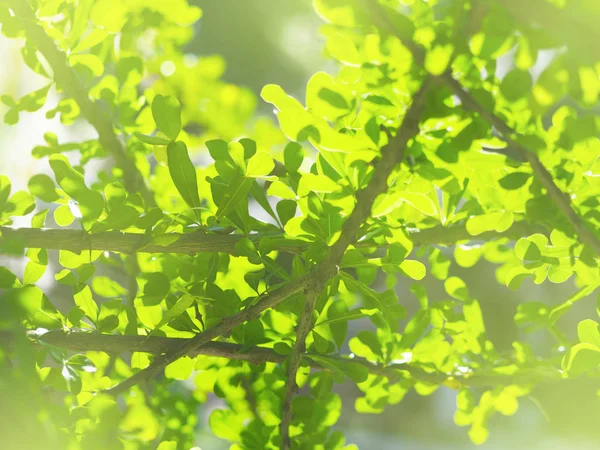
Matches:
[[0, 0, 599, 449]]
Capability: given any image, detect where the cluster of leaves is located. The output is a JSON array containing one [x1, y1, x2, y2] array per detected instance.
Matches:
[[0, 0, 599, 449]]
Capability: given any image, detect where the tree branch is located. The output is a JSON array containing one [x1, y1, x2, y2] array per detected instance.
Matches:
[[105, 77, 434, 398], [105, 271, 326, 395], [443, 77, 600, 255], [279, 78, 433, 447], [0, 221, 548, 255], [365, 0, 600, 255], [9, 1, 155, 207], [280, 288, 320, 448], [19, 329, 561, 388]]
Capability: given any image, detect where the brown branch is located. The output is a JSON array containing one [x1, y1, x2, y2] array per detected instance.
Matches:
[[20, 329, 562, 388], [280, 289, 320, 448], [365, 0, 600, 255], [105, 271, 327, 395], [9, 1, 155, 207], [106, 77, 433, 398], [0, 221, 547, 255], [0, 227, 305, 255], [279, 78, 433, 447]]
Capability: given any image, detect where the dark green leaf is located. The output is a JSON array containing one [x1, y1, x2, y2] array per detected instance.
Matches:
[[318, 87, 348, 109], [498, 172, 532, 190], [284, 142, 303, 172]]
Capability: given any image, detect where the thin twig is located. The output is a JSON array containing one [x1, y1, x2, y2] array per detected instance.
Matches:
[[9, 1, 155, 207]]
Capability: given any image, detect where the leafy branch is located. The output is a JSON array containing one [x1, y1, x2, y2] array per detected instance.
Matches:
[[280, 77, 432, 447], [366, 0, 600, 255], [106, 78, 433, 400], [21, 329, 561, 388], [280, 288, 321, 448], [444, 77, 600, 255], [9, 0, 155, 207], [0, 221, 548, 255]]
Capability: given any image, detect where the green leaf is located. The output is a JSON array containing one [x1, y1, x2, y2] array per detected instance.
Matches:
[[206, 139, 231, 161], [133, 132, 172, 146], [54, 205, 74, 226], [298, 173, 340, 196], [95, 204, 139, 231], [339, 272, 405, 331], [143, 272, 170, 304], [215, 175, 253, 220], [246, 152, 274, 177], [364, 95, 394, 106], [578, 319, 600, 348], [399, 309, 430, 349], [90, 0, 128, 33], [155, 293, 196, 330], [318, 87, 349, 109], [349, 330, 383, 361], [284, 142, 303, 172], [500, 69, 533, 102], [0, 267, 21, 289], [445, 277, 471, 302], [273, 342, 293, 355], [373, 191, 437, 217], [28, 174, 59, 202], [165, 356, 194, 380], [73, 283, 98, 323], [250, 180, 280, 223], [562, 343, 600, 377], [425, 44, 453, 76], [267, 180, 296, 200], [209, 409, 242, 441], [49, 155, 103, 224], [98, 298, 122, 332], [340, 361, 369, 383], [498, 172, 532, 190], [466, 211, 514, 235], [167, 141, 201, 216], [364, 116, 380, 145], [23, 261, 45, 285], [398, 260, 426, 280], [5, 191, 36, 217], [151, 95, 181, 140], [515, 238, 542, 262], [277, 199, 297, 226], [0, 175, 10, 211], [314, 308, 374, 329]]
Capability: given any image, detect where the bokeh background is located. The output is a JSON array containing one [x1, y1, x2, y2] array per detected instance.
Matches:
[[1, 0, 599, 448]]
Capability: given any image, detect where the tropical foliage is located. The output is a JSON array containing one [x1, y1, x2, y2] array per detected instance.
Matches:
[[0, 0, 599, 448]]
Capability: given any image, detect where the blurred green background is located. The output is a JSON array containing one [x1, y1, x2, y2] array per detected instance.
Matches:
[[1, 0, 599, 448]]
